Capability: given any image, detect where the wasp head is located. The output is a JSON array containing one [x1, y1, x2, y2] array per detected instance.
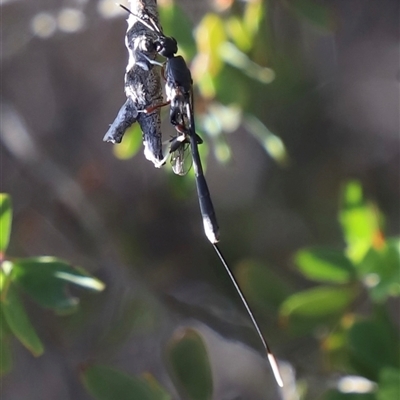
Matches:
[[156, 36, 178, 58]]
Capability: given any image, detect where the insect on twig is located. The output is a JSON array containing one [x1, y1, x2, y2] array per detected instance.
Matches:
[[103, 0, 165, 167], [119, 3, 284, 388]]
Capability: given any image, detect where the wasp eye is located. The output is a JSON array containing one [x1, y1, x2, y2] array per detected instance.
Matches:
[[170, 37, 178, 54]]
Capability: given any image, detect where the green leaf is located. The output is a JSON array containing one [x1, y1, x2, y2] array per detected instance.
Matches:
[[81, 364, 161, 400], [226, 16, 253, 52], [213, 138, 231, 163], [294, 247, 356, 283], [0, 267, 12, 295], [243, 0, 264, 42], [12, 257, 105, 313], [377, 368, 400, 400], [340, 181, 380, 263], [1, 284, 44, 356], [226, 1, 265, 52], [206, 103, 242, 134], [243, 115, 288, 167], [358, 238, 400, 302], [324, 390, 376, 400], [280, 286, 355, 318], [167, 328, 213, 400], [142, 373, 172, 400], [195, 13, 226, 77], [219, 43, 275, 84], [0, 193, 12, 253], [348, 319, 400, 381], [113, 124, 142, 160]]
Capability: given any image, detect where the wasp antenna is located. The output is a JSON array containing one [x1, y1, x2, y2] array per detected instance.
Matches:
[[212, 243, 284, 387], [118, 3, 132, 15], [118, 3, 161, 33]]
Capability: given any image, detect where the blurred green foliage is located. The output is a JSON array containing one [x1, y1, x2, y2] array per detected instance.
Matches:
[[275, 180, 399, 399], [81, 364, 171, 400], [91, 1, 399, 398], [0, 193, 12, 252], [0, 193, 105, 375], [166, 328, 213, 400], [113, 123, 143, 160], [78, 179, 399, 399], [81, 329, 213, 400], [3, 1, 398, 399], [1, 191, 215, 398]]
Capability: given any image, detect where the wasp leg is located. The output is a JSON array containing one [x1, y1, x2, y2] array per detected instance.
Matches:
[[140, 52, 164, 68], [137, 100, 170, 114]]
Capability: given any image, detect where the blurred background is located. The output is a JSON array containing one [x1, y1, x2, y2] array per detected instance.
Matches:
[[1, 0, 399, 399]]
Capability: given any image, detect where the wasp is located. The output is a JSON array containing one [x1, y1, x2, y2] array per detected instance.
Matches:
[[118, 4, 284, 387]]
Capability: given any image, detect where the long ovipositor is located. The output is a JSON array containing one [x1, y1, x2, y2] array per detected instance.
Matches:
[[116, 0, 285, 389], [124, 4, 284, 386]]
